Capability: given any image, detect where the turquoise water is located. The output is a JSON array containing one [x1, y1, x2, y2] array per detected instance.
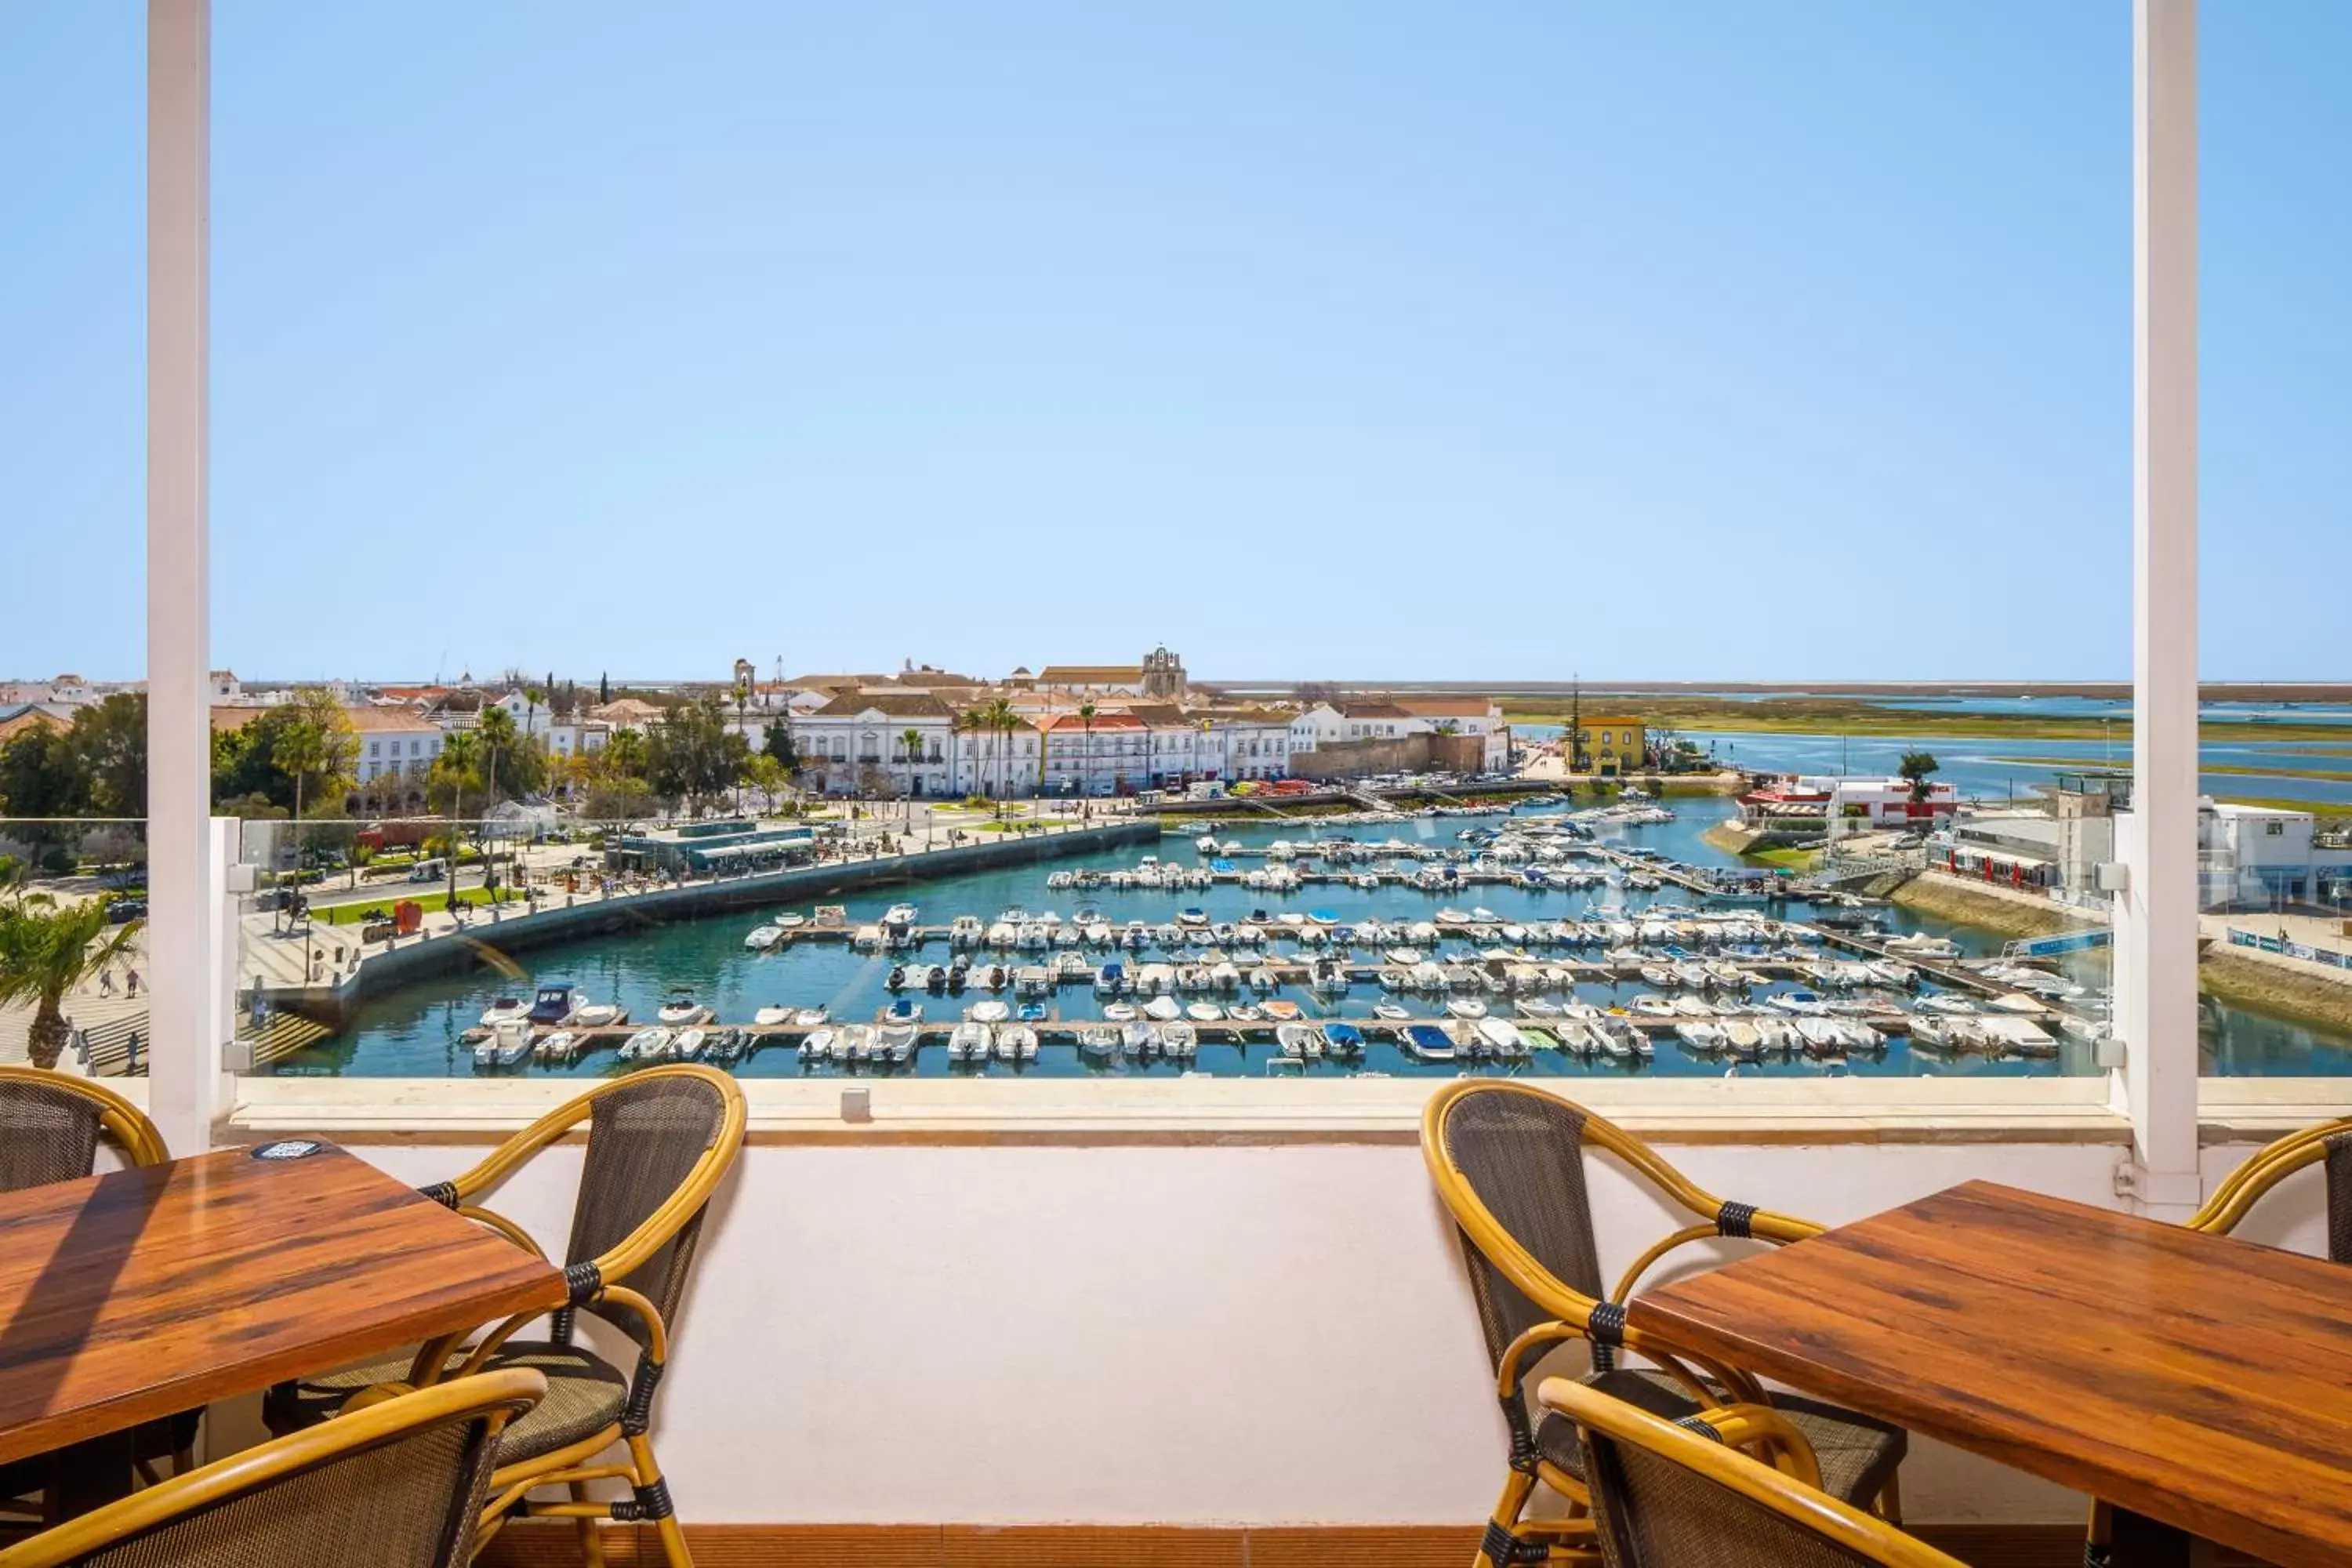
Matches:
[[1519, 724, 2352, 807], [279, 797, 2345, 1079]]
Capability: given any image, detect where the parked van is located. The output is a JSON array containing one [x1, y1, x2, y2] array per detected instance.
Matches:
[[407, 857, 448, 884]]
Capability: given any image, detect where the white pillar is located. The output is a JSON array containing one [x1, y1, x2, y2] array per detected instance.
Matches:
[[146, 0, 220, 1157], [2112, 0, 2200, 1214]]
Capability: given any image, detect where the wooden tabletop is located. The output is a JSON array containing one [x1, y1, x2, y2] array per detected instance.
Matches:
[[0, 1143, 564, 1466], [1628, 1180, 2352, 1568]]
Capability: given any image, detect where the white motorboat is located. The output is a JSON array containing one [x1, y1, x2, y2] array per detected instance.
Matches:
[[471, 1018, 533, 1070], [967, 1000, 1010, 1023], [835, 1025, 874, 1065], [1372, 1002, 1412, 1021], [479, 996, 529, 1029], [801, 1027, 837, 1062], [1185, 1002, 1223, 1023], [618, 1026, 673, 1063], [792, 1006, 829, 1027], [1445, 997, 1489, 1021], [657, 991, 710, 1026], [744, 924, 785, 952], [996, 1025, 1039, 1063], [875, 1024, 919, 1065], [1102, 1002, 1138, 1022], [949, 1022, 991, 1063], [1143, 996, 1182, 1022], [1475, 1018, 1525, 1057], [533, 1029, 585, 1065], [570, 1002, 623, 1029], [753, 1005, 791, 1026], [670, 1027, 707, 1062]]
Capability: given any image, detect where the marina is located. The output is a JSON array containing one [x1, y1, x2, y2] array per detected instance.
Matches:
[[275, 791, 2350, 1080]]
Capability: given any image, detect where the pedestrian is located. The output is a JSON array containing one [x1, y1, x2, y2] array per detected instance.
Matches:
[[125, 967, 140, 998], [126, 1029, 142, 1073], [99, 967, 116, 997]]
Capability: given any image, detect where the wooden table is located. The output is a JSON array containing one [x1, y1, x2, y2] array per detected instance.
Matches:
[[1628, 1181, 2352, 1568], [0, 1142, 563, 1488]]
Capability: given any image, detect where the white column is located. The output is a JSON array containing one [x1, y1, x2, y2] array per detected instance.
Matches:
[[146, 0, 220, 1156], [2112, 0, 2200, 1214]]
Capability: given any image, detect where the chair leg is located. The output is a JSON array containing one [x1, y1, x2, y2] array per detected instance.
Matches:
[[1876, 1469, 1903, 1526], [626, 1433, 694, 1568], [1478, 1469, 1538, 1566], [568, 1479, 607, 1568]]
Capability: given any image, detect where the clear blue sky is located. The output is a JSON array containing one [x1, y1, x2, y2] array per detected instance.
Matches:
[[2, 2, 2343, 685]]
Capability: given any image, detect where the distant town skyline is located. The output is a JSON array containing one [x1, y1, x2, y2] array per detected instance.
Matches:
[[3, 2, 2347, 682]]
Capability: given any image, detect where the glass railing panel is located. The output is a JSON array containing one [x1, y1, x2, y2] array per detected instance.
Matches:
[[0, 815, 152, 1076]]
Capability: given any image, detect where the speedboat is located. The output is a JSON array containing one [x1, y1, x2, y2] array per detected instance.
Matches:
[[1275, 1023, 1319, 1060], [874, 1024, 919, 1065], [702, 1028, 746, 1065], [1159, 1023, 1197, 1060], [1103, 1001, 1138, 1022], [1475, 1018, 1525, 1058], [1445, 997, 1489, 1021], [835, 1025, 874, 1065], [670, 1028, 707, 1062], [800, 1027, 836, 1062], [570, 1001, 623, 1029], [479, 996, 529, 1029], [618, 1026, 673, 1063], [657, 990, 710, 1026], [792, 1006, 829, 1028], [967, 1000, 1010, 1023], [1227, 1004, 1262, 1022], [1143, 996, 1182, 1022], [1185, 1002, 1223, 1023], [753, 1005, 791, 1026], [1261, 1000, 1301, 1022], [1372, 1002, 1412, 1021], [1402, 1023, 1456, 1062], [1323, 1023, 1364, 1058], [1077, 1025, 1120, 1059], [949, 1021, 991, 1064], [533, 1029, 585, 1065], [472, 1019, 533, 1071], [744, 924, 785, 952], [526, 982, 579, 1025], [996, 1025, 1040, 1063], [885, 997, 923, 1025]]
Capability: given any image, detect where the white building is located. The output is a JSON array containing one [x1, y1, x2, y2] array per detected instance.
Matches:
[[791, 692, 964, 798], [1040, 711, 1150, 796], [350, 707, 445, 808]]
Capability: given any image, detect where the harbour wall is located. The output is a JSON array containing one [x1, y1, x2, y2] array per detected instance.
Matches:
[[1287, 731, 1488, 780], [269, 822, 1158, 1022]]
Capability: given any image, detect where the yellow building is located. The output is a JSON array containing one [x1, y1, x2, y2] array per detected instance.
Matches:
[[1573, 716, 1646, 776]]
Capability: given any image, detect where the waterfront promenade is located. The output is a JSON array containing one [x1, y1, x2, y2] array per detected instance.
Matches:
[[239, 814, 1156, 1018]]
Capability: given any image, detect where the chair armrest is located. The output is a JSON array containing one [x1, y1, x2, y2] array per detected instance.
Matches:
[[1610, 1203, 1820, 1307]]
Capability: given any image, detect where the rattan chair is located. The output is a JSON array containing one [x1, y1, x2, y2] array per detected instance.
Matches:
[[0, 1370, 545, 1568], [263, 1064, 746, 1568], [0, 1069, 190, 1523], [1540, 1379, 1963, 1568], [0, 1068, 169, 1191], [1421, 1080, 1907, 1566]]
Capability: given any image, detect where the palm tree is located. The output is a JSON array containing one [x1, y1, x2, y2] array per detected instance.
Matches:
[[1076, 702, 1097, 800], [982, 699, 1018, 807], [0, 895, 141, 1070]]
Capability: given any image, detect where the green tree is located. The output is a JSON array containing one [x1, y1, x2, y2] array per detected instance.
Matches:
[[477, 705, 518, 806], [647, 695, 750, 818], [64, 693, 147, 818], [762, 718, 798, 774], [1898, 750, 1940, 804], [0, 892, 140, 1070]]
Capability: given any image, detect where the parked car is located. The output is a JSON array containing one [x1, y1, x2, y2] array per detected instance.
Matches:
[[105, 897, 147, 924]]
